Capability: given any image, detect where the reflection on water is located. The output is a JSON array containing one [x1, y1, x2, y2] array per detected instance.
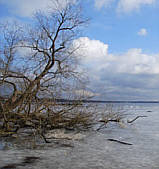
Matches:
[[0, 141, 5, 150], [0, 103, 159, 169]]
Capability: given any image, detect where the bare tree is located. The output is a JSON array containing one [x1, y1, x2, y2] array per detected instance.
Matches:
[[0, 0, 90, 134]]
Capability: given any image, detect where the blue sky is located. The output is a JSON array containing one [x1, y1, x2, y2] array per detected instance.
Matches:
[[0, 0, 159, 101], [83, 0, 159, 53]]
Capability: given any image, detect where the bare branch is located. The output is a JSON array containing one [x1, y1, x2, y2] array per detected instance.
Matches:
[[127, 116, 147, 123]]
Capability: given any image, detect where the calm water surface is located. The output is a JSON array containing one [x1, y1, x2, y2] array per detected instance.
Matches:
[[0, 103, 159, 169]]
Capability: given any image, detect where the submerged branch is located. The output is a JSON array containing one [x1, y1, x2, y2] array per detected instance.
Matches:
[[107, 139, 133, 145], [127, 116, 147, 123]]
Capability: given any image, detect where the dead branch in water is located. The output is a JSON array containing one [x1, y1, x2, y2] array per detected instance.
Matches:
[[99, 119, 120, 123], [97, 119, 120, 131], [127, 116, 147, 123], [96, 104, 126, 131], [0, 0, 90, 139], [96, 123, 106, 131], [107, 139, 133, 145]]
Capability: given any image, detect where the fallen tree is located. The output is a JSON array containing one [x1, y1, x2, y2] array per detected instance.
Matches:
[[0, 0, 93, 138]]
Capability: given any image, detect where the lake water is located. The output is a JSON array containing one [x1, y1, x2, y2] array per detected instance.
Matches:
[[0, 103, 159, 169]]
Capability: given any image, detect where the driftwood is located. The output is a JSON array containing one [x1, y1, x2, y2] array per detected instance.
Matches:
[[127, 116, 147, 123], [97, 119, 121, 131], [99, 119, 120, 123], [107, 139, 133, 145], [96, 124, 106, 131]]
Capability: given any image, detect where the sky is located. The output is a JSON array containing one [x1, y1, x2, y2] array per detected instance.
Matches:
[[0, 0, 159, 101]]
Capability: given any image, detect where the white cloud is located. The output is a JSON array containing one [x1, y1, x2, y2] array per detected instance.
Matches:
[[94, 0, 156, 13], [112, 48, 159, 74], [0, 0, 49, 17], [0, 0, 76, 17], [74, 37, 159, 75], [117, 0, 156, 13], [74, 37, 159, 100], [94, 0, 114, 9], [138, 28, 147, 36], [1, 0, 156, 17], [73, 37, 114, 70]]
